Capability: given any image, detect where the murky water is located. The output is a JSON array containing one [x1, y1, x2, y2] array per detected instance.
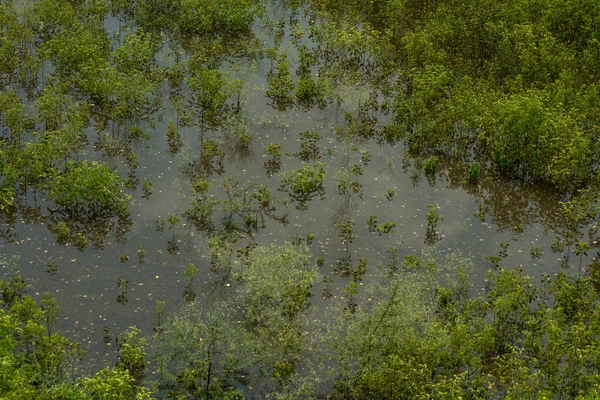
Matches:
[[0, 4, 591, 372]]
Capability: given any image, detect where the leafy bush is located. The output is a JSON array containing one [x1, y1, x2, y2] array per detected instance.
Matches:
[[46, 160, 131, 217], [279, 163, 326, 210]]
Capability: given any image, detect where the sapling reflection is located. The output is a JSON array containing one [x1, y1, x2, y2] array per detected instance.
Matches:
[[125, 151, 140, 189], [103, 326, 111, 347], [530, 246, 542, 259], [222, 116, 252, 158], [141, 178, 152, 199], [425, 204, 443, 245], [266, 46, 278, 73], [117, 278, 128, 305], [344, 281, 359, 313], [274, 19, 285, 47], [323, 275, 333, 299], [361, 150, 371, 164], [154, 300, 165, 333], [474, 203, 487, 222], [167, 120, 183, 156], [297, 130, 322, 162], [137, 245, 145, 264], [187, 64, 231, 150], [486, 242, 509, 269], [499, 242, 509, 258], [46, 260, 58, 275], [156, 217, 164, 231], [167, 240, 179, 255], [184, 138, 225, 180], [184, 178, 215, 233], [183, 263, 198, 302], [367, 214, 378, 232], [168, 213, 179, 242], [264, 143, 282, 176], [335, 219, 354, 276], [336, 156, 365, 208]]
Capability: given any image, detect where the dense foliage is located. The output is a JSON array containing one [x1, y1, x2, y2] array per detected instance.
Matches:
[[0, 268, 150, 399], [5, 247, 600, 398], [319, 0, 600, 190]]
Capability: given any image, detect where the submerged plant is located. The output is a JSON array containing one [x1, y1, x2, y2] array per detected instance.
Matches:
[[279, 163, 326, 210], [266, 51, 295, 111], [424, 156, 438, 175], [46, 260, 59, 275], [154, 300, 165, 333], [367, 214, 396, 235], [167, 120, 183, 156], [467, 162, 481, 184], [117, 278, 128, 305], [335, 219, 355, 276], [167, 214, 180, 254], [141, 178, 153, 199], [183, 263, 198, 302], [297, 130, 322, 162], [46, 161, 131, 218], [385, 188, 395, 201], [264, 142, 282, 176], [137, 245, 145, 264], [425, 204, 443, 245]]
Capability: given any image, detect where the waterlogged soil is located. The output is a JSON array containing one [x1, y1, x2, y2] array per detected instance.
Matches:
[[0, 6, 590, 369]]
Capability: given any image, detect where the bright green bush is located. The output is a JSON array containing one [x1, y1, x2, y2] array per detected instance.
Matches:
[[46, 161, 131, 217]]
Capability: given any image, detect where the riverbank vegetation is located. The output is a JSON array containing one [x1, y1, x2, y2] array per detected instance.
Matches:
[[4, 247, 600, 398]]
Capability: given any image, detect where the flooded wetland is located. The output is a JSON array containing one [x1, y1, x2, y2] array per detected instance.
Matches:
[[2, 0, 600, 398]]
